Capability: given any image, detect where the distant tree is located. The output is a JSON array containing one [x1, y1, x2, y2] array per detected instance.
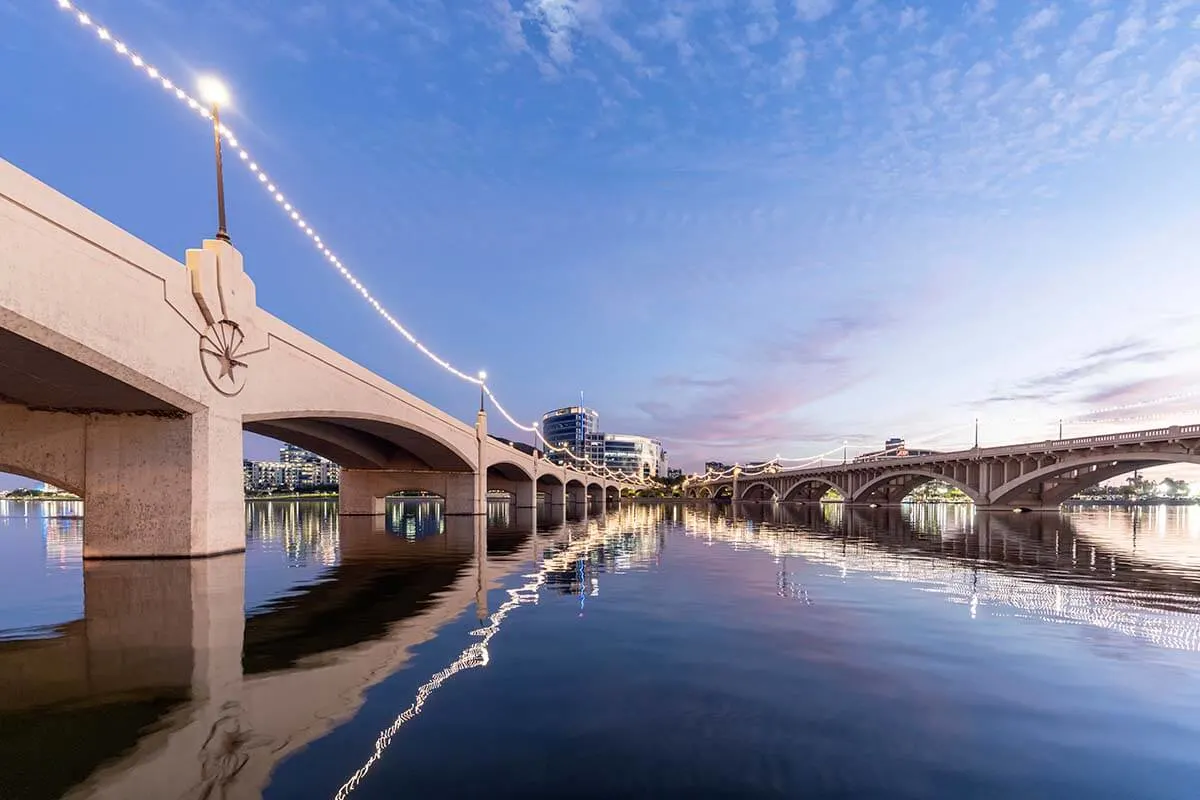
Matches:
[[1122, 474, 1157, 499], [1162, 478, 1190, 497]]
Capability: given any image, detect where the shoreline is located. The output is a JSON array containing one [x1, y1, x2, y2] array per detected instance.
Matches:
[[3, 496, 1198, 508]]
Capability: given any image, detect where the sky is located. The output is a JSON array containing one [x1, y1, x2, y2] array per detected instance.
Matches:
[[3, 0, 1200, 480]]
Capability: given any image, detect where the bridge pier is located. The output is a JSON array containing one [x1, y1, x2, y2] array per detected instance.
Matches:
[[515, 480, 537, 511], [586, 485, 605, 515], [566, 483, 586, 508], [338, 469, 476, 516], [0, 405, 244, 558], [537, 480, 566, 526], [86, 411, 245, 559]]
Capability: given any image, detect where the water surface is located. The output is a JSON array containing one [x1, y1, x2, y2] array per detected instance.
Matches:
[[2, 499, 1200, 798]]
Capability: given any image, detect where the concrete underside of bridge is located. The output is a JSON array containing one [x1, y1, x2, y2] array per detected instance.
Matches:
[[0, 157, 632, 558]]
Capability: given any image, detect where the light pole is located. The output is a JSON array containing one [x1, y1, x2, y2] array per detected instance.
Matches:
[[198, 76, 232, 243], [477, 371, 487, 413], [1058, 419, 1064, 440], [974, 417, 979, 449]]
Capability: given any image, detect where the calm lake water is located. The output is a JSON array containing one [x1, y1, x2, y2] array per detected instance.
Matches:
[[3, 499, 1200, 798]]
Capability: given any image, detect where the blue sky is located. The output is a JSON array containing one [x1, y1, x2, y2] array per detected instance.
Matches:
[[3, 0, 1200, 476]]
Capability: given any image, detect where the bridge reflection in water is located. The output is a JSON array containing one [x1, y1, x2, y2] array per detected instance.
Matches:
[[0, 498, 564, 800], [700, 503, 1200, 652], [3, 501, 1200, 798]]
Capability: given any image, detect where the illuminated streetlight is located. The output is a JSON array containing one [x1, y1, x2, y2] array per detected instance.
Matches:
[[198, 76, 231, 242]]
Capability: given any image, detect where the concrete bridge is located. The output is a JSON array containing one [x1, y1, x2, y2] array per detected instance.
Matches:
[[685, 426, 1200, 511], [0, 157, 634, 557]]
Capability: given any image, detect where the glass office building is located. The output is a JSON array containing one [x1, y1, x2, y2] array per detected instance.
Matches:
[[540, 406, 603, 466], [603, 434, 668, 479]]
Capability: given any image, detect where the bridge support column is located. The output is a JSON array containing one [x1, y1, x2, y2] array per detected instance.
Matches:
[[515, 480, 537, 510], [84, 410, 245, 559], [339, 469, 476, 516], [474, 408, 488, 516], [539, 483, 564, 507], [539, 483, 566, 525]]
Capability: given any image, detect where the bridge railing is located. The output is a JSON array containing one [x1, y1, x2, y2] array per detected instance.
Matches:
[[695, 424, 1200, 483]]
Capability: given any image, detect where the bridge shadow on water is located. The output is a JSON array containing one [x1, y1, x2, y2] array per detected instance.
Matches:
[[0, 498, 571, 800]]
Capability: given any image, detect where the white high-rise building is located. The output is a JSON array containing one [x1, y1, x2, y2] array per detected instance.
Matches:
[[602, 434, 668, 479], [243, 445, 340, 491]]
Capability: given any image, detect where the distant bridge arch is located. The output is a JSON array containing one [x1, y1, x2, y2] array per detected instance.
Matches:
[[781, 477, 848, 503], [987, 454, 1200, 508], [486, 460, 535, 483], [690, 426, 1200, 511], [739, 481, 778, 502], [851, 470, 982, 505]]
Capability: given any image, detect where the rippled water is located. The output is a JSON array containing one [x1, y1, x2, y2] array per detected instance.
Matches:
[[3, 499, 1200, 798]]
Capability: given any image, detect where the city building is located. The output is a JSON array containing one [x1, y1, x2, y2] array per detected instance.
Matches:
[[667, 468, 683, 479], [541, 406, 604, 466], [603, 434, 669, 479], [854, 438, 939, 462], [244, 444, 340, 492]]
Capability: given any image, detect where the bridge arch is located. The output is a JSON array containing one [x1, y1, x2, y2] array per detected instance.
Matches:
[[535, 473, 565, 506], [0, 464, 84, 499], [487, 460, 534, 483], [698, 486, 713, 499], [244, 411, 475, 472], [852, 470, 983, 505], [564, 477, 587, 505], [485, 461, 535, 504], [739, 481, 778, 502], [781, 477, 848, 503], [987, 454, 1200, 508], [0, 407, 91, 500]]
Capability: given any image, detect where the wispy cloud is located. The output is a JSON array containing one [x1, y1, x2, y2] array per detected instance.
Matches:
[[621, 312, 889, 463], [983, 339, 1174, 406], [469, 0, 1200, 204], [1013, 4, 1061, 59], [794, 0, 839, 23]]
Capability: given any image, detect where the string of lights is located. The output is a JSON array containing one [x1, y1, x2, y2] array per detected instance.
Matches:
[[683, 421, 981, 482], [44, 0, 1200, 488], [686, 400, 1200, 484], [48, 0, 650, 486], [333, 522, 620, 798]]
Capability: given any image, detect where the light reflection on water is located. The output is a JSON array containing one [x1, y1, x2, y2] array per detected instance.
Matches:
[[1, 501, 1200, 798]]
